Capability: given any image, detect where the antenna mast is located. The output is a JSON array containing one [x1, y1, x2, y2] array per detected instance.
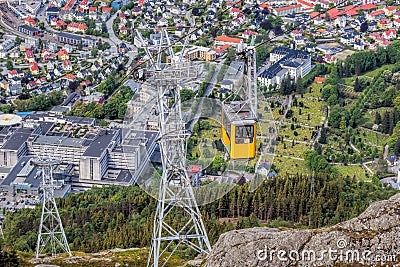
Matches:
[[137, 28, 211, 267]]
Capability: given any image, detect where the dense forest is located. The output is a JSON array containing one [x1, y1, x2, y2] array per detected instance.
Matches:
[[1, 173, 395, 256]]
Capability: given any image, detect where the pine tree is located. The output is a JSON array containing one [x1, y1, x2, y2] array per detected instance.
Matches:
[[354, 77, 360, 92], [374, 112, 382, 125], [382, 111, 391, 134]]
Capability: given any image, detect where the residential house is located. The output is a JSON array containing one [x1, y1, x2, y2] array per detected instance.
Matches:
[[8, 84, 22, 95], [101, 12, 110, 22], [215, 35, 243, 47], [58, 49, 69, 60], [157, 18, 168, 27], [132, 7, 142, 16], [102, 7, 112, 13], [383, 29, 397, 40], [67, 22, 88, 33], [394, 19, 400, 28], [118, 12, 127, 24], [47, 62, 55, 72], [41, 49, 54, 61], [119, 25, 128, 35], [273, 4, 302, 16], [62, 74, 77, 86], [290, 30, 303, 38], [8, 70, 19, 79], [89, 7, 98, 19], [379, 18, 393, 29], [81, 91, 105, 103], [368, 10, 385, 21], [384, 6, 396, 16], [47, 72, 56, 81], [340, 32, 360, 45], [27, 81, 38, 90], [294, 36, 306, 46], [25, 49, 35, 63], [0, 79, 10, 90], [75, 12, 86, 21], [118, 42, 128, 53], [368, 21, 378, 31], [62, 60, 73, 71], [24, 16, 37, 27], [0, 52, 7, 60], [54, 68, 65, 76], [335, 15, 347, 28], [394, 10, 400, 20], [30, 62, 40, 75], [56, 20, 67, 30], [10, 77, 21, 86], [98, 71, 107, 80], [354, 41, 365, 50], [91, 62, 101, 72], [77, 69, 91, 79], [9, 50, 19, 58], [0, 39, 15, 51]]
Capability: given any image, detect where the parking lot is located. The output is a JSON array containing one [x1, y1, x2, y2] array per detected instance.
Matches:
[[0, 192, 40, 211]]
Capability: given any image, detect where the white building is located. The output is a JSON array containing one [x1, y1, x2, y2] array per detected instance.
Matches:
[[258, 46, 311, 89]]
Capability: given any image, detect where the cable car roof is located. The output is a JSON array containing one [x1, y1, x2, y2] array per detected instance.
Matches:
[[223, 101, 256, 123]]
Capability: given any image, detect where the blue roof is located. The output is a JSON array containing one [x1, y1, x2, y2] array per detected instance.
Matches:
[[16, 111, 34, 117]]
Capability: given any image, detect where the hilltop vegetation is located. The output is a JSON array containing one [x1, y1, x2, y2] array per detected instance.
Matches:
[[1, 172, 395, 263]]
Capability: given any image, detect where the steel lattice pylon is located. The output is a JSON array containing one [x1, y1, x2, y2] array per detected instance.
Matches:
[[33, 158, 71, 258], [134, 29, 211, 267]]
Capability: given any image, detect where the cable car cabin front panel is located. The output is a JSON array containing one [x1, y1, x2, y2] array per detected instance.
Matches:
[[230, 121, 256, 159]]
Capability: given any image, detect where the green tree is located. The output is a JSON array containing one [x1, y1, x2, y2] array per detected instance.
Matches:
[[91, 48, 99, 57], [6, 60, 13, 70]]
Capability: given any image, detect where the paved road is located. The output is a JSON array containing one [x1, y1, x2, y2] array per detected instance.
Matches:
[[105, 11, 137, 54], [349, 141, 361, 154], [188, 62, 222, 131], [362, 161, 374, 174]]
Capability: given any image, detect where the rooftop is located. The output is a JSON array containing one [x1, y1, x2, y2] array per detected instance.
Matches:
[[34, 135, 86, 147], [1, 132, 31, 151]]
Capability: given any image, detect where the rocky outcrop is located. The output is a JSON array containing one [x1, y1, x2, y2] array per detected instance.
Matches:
[[201, 193, 400, 267]]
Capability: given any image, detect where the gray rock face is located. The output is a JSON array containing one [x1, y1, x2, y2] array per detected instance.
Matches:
[[203, 193, 400, 267]]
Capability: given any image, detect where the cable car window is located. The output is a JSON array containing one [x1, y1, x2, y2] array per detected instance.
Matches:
[[235, 125, 254, 144]]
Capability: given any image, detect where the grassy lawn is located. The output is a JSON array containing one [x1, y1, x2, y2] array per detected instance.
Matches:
[[363, 64, 397, 77], [356, 128, 387, 147], [304, 83, 323, 98], [273, 156, 310, 175], [335, 164, 369, 181], [279, 124, 314, 142], [342, 64, 397, 86], [270, 103, 284, 122], [275, 141, 311, 158], [361, 107, 394, 128], [287, 97, 327, 127], [325, 134, 346, 151]]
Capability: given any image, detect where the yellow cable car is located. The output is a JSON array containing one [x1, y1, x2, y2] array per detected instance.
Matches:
[[221, 101, 256, 159]]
